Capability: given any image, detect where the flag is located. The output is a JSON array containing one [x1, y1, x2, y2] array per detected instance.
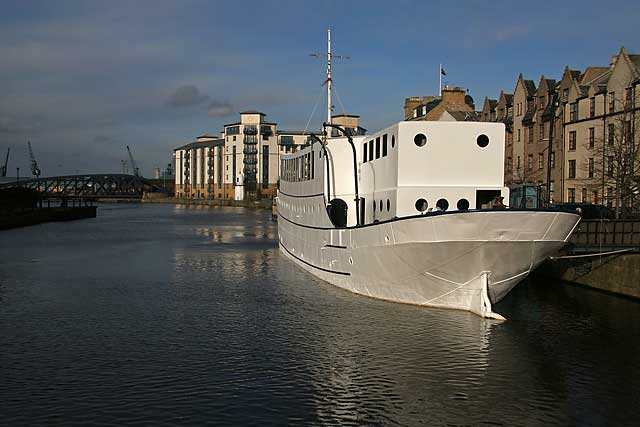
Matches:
[[441, 66, 446, 76]]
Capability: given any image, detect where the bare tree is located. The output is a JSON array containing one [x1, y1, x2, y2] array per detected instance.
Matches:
[[584, 89, 639, 218]]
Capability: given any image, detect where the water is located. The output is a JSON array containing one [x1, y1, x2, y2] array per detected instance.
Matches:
[[1, 203, 639, 426]]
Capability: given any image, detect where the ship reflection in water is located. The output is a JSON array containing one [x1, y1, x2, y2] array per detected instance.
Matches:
[[0, 204, 638, 426]]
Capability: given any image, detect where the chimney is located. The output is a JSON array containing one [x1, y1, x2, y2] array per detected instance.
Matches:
[[404, 97, 422, 119], [331, 114, 360, 129], [441, 87, 468, 107]]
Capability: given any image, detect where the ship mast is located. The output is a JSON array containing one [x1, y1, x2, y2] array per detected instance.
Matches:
[[327, 29, 332, 125], [310, 29, 350, 129]]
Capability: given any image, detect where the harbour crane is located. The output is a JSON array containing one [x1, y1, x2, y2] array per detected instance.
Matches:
[[126, 145, 140, 177], [28, 141, 41, 178], [1, 147, 9, 177]]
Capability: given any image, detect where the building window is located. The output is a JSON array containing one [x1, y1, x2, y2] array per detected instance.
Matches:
[[582, 188, 588, 203], [517, 128, 521, 142], [589, 97, 595, 118], [624, 121, 632, 143], [593, 191, 598, 205], [232, 145, 236, 186], [539, 123, 545, 140], [262, 145, 269, 188], [608, 156, 614, 177], [569, 131, 576, 150], [568, 160, 576, 178], [570, 102, 578, 121], [517, 156, 521, 170], [550, 151, 555, 169], [382, 134, 388, 157], [626, 87, 633, 104], [539, 96, 545, 109], [528, 126, 534, 143], [606, 187, 613, 207], [608, 123, 615, 145], [507, 156, 512, 172], [563, 89, 569, 101], [588, 158, 594, 178], [538, 153, 544, 170], [528, 154, 533, 171], [568, 188, 576, 203], [588, 127, 595, 148], [609, 92, 615, 112]]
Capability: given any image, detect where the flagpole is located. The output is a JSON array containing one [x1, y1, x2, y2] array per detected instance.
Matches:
[[439, 64, 442, 97]]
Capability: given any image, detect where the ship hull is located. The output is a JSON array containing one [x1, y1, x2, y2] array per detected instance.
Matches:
[[277, 210, 580, 319]]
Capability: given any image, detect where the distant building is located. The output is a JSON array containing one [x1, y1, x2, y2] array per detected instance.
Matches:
[[404, 87, 478, 122], [480, 91, 513, 186], [174, 111, 353, 200]]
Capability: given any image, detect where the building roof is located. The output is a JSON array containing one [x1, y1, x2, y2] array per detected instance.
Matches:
[[240, 110, 266, 116], [174, 138, 224, 151], [448, 111, 479, 121], [580, 67, 609, 84], [332, 113, 360, 118], [524, 80, 536, 97], [277, 130, 312, 136], [502, 93, 514, 104]]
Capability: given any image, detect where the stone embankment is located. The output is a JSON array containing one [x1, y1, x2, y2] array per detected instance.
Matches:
[[141, 196, 273, 210], [537, 219, 640, 299], [0, 206, 97, 230]]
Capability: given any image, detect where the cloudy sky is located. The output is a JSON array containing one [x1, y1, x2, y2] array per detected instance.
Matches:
[[1, 0, 638, 177]]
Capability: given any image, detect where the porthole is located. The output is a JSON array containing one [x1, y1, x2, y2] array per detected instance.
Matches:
[[477, 134, 489, 148], [436, 198, 449, 211], [379, 200, 383, 212], [387, 199, 390, 212], [415, 198, 428, 212], [414, 133, 427, 147], [457, 198, 470, 211], [391, 135, 395, 148]]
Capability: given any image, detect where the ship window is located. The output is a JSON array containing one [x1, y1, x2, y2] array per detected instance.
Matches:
[[436, 199, 449, 211], [391, 135, 395, 148], [363, 142, 368, 162], [415, 198, 428, 212], [414, 133, 427, 147], [382, 134, 388, 156], [369, 140, 374, 160], [376, 137, 381, 159], [457, 199, 470, 211], [387, 199, 390, 211], [379, 200, 383, 212], [477, 134, 489, 148], [373, 200, 376, 212]]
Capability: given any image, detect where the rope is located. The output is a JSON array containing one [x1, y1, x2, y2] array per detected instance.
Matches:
[[302, 87, 324, 136], [549, 248, 634, 260]]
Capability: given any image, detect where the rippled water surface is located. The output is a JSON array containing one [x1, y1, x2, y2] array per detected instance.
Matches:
[[1, 203, 639, 426]]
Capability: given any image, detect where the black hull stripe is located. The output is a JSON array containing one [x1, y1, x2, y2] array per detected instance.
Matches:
[[277, 208, 579, 231], [324, 244, 347, 249], [278, 190, 325, 199], [279, 239, 351, 276]]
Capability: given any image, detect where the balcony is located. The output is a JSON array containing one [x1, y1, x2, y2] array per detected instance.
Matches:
[[261, 126, 273, 136], [243, 147, 258, 155], [243, 126, 257, 135]]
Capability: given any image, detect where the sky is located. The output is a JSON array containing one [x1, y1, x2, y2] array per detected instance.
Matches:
[[1, 0, 639, 178]]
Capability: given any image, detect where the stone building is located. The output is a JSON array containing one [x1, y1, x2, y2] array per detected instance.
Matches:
[[404, 87, 478, 122], [480, 91, 514, 186]]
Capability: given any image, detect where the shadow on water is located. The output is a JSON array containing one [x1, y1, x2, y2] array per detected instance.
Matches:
[[0, 203, 639, 426]]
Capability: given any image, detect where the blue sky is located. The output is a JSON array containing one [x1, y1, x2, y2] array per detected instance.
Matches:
[[1, 0, 638, 177]]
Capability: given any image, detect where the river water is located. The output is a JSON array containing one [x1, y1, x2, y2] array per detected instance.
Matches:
[[1, 203, 638, 426]]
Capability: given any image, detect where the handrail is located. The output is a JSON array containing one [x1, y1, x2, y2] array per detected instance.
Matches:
[[322, 122, 361, 226]]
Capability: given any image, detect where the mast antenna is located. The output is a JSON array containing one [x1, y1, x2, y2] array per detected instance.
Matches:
[[309, 29, 350, 127]]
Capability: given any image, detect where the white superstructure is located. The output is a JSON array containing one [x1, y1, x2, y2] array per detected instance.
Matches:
[[276, 31, 580, 319]]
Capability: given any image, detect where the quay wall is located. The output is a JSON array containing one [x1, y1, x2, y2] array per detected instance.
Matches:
[[141, 196, 272, 210], [538, 253, 640, 299], [0, 207, 97, 231]]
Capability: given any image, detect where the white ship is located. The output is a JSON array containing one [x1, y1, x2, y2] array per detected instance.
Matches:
[[276, 31, 580, 319]]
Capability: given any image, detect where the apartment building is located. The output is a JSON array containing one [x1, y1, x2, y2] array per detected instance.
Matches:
[[480, 91, 514, 185], [562, 48, 639, 208], [174, 111, 326, 200]]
